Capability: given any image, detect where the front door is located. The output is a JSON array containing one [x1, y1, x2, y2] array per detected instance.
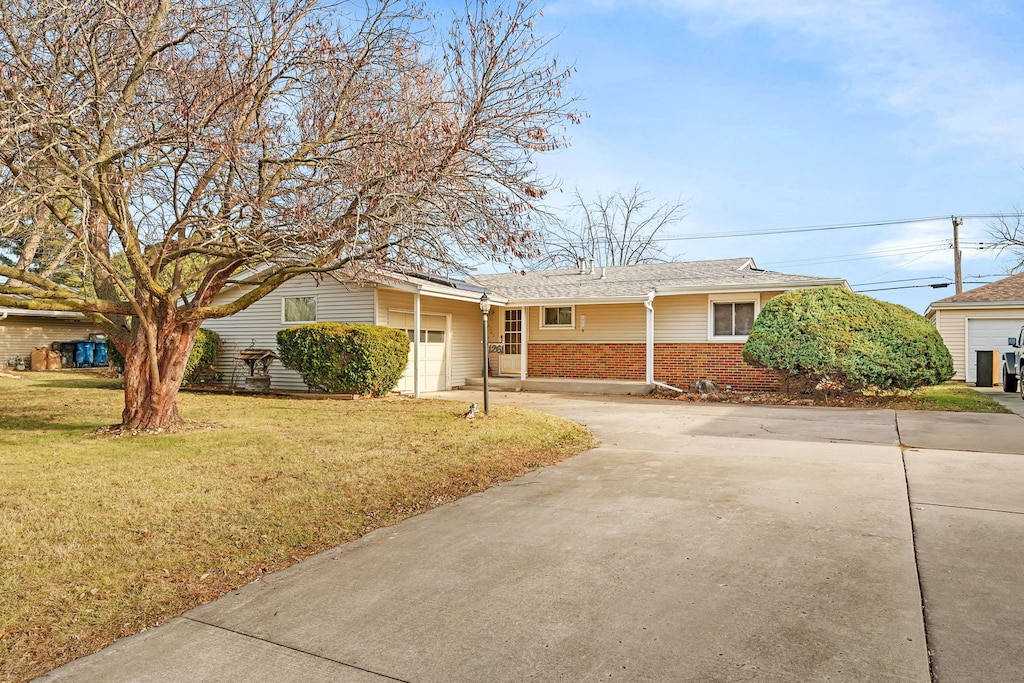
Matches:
[[498, 308, 522, 375]]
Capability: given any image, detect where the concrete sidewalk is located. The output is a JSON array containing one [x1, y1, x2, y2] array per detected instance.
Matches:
[[40, 393, 1024, 682]]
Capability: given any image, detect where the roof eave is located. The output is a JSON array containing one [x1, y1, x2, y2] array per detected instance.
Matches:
[[927, 300, 1024, 311]]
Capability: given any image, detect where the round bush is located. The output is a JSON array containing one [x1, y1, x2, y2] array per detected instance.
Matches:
[[276, 323, 410, 396], [742, 286, 954, 392]]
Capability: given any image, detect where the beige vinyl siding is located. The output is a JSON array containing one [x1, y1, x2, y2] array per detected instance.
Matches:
[[526, 303, 646, 343], [0, 315, 101, 365], [202, 275, 375, 390], [376, 288, 483, 388], [652, 294, 712, 342], [931, 307, 1024, 381]]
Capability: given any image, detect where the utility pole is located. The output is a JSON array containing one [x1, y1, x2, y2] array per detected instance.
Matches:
[[952, 215, 963, 294]]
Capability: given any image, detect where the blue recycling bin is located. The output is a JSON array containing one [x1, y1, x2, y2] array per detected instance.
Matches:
[[73, 340, 96, 367], [93, 342, 108, 366]]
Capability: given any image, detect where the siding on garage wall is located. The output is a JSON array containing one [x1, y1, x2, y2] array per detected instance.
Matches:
[[931, 307, 1024, 381], [202, 275, 375, 390], [376, 288, 484, 387], [525, 303, 646, 343], [0, 316, 101, 364]]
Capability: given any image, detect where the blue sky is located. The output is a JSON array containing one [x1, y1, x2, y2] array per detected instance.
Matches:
[[497, 0, 1024, 313]]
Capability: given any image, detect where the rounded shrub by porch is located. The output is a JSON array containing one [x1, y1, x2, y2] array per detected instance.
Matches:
[[742, 286, 954, 392], [276, 323, 410, 396]]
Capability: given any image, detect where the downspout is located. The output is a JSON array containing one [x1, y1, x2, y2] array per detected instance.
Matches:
[[520, 306, 528, 381], [0, 311, 8, 321], [413, 290, 421, 398], [644, 291, 687, 394]]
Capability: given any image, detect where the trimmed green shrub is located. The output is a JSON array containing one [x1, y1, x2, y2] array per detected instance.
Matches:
[[184, 328, 222, 384], [106, 328, 221, 384], [742, 286, 954, 392], [276, 323, 410, 396]]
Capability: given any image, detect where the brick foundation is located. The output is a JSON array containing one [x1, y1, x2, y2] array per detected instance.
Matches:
[[527, 342, 780, 391]]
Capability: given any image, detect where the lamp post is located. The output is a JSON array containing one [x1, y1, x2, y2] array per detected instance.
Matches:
[[480, 293, 491, 414]]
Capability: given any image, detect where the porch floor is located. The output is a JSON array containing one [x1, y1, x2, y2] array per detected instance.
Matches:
[[463, 376, 653, 396]]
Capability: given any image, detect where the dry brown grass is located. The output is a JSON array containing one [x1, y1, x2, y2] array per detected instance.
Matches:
[[0, 371, 595, 682]]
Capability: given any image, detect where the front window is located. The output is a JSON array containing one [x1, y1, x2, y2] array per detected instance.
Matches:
[[541, 306, 574, 328], [713, 301, 756, 337], [283, 296, 317, 323]]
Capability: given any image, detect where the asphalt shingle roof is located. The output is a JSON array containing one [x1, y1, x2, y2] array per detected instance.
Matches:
[[467, 258, 844, 302], [931, 271, 1024, 305]]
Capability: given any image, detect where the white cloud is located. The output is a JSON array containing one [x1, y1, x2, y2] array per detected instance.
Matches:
[[550, 0, 1024, 157]]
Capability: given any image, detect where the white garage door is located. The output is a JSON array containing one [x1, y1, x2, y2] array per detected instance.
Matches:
[[389, 311, 449, 393], [966, 318, 1024, 383]]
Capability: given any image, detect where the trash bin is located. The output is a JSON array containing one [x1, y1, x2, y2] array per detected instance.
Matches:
[[58, 342, 76, 368], [93, 341, 108, 366], [976, 350, 994, 387], [73, 340, 96, 367]]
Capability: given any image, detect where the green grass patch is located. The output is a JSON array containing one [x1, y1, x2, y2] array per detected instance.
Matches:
[[0, 372, 595, 681], [896, 382, 1014, 413]]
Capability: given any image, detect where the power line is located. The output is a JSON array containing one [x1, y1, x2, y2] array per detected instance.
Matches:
[[852, 275, 952, 286], [539, 213, 1009, 248], [856, 279, 996, 293]]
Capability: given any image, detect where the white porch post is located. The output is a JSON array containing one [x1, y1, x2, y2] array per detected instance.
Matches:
[[520, 306, 528, 381], [413, 291, 421, 398], [645, 293, 655, 384]]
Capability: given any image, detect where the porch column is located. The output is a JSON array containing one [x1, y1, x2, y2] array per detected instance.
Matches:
[[520, 306, 528, 381], [413, 291, 421, 398], [645, 292, 655, 384]]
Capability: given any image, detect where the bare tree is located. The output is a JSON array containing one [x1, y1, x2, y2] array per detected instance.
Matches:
[[989, 207, 1024, 272], [538, 186, 686, 268], [0, 0, 579, 430]]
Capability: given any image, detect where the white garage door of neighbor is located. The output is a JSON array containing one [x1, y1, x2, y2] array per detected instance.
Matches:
[[966, 318, 1024, 383], [390, 311, 449, 393]]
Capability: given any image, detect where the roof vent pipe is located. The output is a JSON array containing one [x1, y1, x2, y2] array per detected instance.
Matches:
[[600, 267, 606, 279]]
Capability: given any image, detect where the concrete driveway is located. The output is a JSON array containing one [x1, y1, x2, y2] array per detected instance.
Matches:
[[41, 392, 1024, 682]]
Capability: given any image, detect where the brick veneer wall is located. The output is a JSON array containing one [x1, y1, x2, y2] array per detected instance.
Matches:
[[527, 343, 645, 381], [654, 343, 780, 391], [527, 342, 780, 391]]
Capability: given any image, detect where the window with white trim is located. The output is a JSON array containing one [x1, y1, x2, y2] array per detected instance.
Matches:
[[540, 305, 574, 328], [282, 296, 317, 323], [709, 296, 758, 339]]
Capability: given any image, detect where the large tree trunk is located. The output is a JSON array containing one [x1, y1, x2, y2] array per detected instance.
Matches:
[[119, 310, 200, 431]]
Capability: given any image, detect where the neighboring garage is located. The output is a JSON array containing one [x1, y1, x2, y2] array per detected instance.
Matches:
[[966, 318, 1024, 385], [927, 272, 1024, 384], [388, 310, 450, 393]]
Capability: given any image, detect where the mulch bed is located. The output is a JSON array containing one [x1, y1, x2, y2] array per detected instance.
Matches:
[[647, 386, 918, 409]]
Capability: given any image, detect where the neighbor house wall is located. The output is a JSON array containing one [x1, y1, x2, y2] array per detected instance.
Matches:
[[202, 275, 375, 390], [376, 288, 484, 388], [0, 315, 101, 367]]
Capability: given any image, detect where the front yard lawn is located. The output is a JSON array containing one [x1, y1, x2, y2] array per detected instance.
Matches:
[[0, 372, 595, 682]]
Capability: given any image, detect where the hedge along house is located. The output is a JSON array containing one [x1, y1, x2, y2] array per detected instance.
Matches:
[[925, 271, 1024, 384], [466, 259, 848, 392], [201, 271, 500, 396]]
